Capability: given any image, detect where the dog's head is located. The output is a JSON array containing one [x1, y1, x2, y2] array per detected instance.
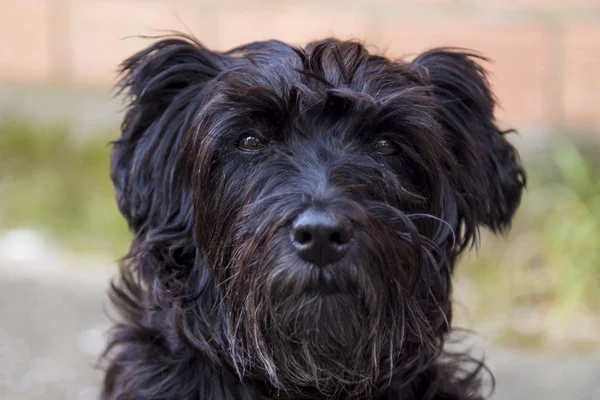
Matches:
[[111, 35, 524, 398]]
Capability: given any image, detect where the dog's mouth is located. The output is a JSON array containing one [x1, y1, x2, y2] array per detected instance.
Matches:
[[303, 264, 359, 294]]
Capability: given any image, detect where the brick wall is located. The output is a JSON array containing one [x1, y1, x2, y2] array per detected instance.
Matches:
[[1, 0, 599, 133]]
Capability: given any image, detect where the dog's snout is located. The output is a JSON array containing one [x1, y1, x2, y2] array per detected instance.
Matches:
[[291, 209, 353, 266]]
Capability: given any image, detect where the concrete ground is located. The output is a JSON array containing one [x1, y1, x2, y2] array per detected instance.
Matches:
[[0, 235, 599, 400]]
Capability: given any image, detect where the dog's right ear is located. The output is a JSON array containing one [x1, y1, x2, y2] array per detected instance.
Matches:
[[111, 36, 222, 235]]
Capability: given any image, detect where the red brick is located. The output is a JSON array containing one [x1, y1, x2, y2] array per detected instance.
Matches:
[[363, 0, 457, 5], [563, 24, 600, 130], [479, 0, 600, 11], [214, 4, 369, 51], [69, 0, 217, 86], [0, 0, 51, 83], [371, 19, 555, 129]]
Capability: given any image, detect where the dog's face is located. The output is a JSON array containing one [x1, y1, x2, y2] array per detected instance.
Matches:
[[111, 37, 524, 398]]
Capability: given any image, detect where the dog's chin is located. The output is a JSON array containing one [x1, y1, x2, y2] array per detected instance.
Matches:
[[235, 262, 385, 397], [253, 295, 382, 397]]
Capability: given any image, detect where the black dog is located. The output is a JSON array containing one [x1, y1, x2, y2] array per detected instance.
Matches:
[[102, 35, 525, 400]]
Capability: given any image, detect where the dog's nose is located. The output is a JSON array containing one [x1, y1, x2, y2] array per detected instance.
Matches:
[[291, 209, 353, 266]]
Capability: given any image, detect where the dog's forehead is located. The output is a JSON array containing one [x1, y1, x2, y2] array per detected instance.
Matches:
[[218, 40, 420, 100], [203, 41, 436, 139]]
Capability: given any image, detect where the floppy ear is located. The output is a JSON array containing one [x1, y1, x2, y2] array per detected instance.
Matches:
[[111, 35, 222, 241], [410, 49, 525, 247]]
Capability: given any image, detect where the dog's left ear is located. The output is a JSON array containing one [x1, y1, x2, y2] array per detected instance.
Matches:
[[410, 49, 525, 244]]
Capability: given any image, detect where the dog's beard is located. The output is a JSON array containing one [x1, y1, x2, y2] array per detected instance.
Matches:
[[215, 199, 452, 398], [228, 247, 386, 398], [246, 287, 381, 397]]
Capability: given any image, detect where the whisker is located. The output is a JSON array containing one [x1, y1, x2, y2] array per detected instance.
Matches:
[[407, 213, 456, 251], [215, 269, 242, 290]]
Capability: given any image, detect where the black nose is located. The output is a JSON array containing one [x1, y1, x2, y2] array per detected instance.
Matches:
[[291, 209, 353, 266]]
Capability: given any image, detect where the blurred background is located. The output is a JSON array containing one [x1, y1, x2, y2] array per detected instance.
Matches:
[[0, 0, 599, 399]]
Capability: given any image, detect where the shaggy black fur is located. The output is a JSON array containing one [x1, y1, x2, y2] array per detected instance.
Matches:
[[102, 35, 525, 400]]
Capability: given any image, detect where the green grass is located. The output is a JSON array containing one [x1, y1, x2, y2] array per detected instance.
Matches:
[[456, 135, 600, 348], [0, 119, 130, 256], [1, 120, 598, 348]]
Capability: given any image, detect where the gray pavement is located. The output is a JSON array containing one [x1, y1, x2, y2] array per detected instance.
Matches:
[[0, 247, 599, 400]]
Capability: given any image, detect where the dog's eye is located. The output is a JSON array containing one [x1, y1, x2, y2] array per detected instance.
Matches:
[[373, 139, 396, 155], [237, 136, 266, 152]]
